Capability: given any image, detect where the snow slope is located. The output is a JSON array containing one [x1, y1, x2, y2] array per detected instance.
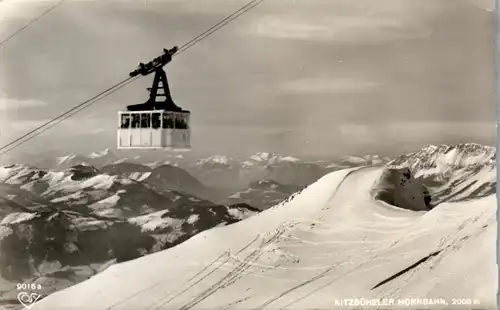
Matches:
[[31, 166, 497, 310]]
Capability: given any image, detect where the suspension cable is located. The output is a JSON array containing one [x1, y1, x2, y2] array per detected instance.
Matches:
[[0, 0, 66, 47]]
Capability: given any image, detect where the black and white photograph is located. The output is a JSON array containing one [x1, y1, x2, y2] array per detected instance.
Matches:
[[0, 0, 497, 309]]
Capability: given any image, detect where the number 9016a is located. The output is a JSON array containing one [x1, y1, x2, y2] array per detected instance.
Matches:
[[17, 283, 42, 290]]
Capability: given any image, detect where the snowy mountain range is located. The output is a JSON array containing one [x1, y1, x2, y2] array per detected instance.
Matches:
[[389, 143, 496, 204], [36, 150, 390, 190], [23, 142, 497, 310], [0, 162, 259, 305], [0, 143, 496, 309]]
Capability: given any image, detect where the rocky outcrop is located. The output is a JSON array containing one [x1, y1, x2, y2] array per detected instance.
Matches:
[[371, 168, 432, 211]]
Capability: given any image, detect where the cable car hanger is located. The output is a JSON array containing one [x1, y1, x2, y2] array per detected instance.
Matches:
[[126, 46, 184, 112]]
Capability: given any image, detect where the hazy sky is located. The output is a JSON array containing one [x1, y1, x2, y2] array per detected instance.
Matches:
[[0, 0, 496, 162]]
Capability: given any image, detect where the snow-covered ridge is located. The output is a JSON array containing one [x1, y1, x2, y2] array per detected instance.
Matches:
[[30, 165, 497, 310], [390, 143, 495, 170]]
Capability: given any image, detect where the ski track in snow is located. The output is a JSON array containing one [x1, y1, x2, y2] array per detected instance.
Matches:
[[31, 166, 497, 310]]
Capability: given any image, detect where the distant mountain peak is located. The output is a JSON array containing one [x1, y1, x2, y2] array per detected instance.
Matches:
[[53, 149, 119, 169], [56, 153, 78, 165], [249, 152, 301, 164], [274, 156, 301, 163], [420, 144, 439, 152], [88, 148, 112, 159], [197, 155, 234, 166], [250, 152, 278, 162], [113, 158, 128, 164]]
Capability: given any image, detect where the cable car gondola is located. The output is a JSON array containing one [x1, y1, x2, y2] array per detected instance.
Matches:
[[117, 46, 191, 150]]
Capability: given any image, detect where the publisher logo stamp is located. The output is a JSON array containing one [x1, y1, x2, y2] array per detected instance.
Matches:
[[16, 283, 43, 309], [17, 292, 42, 309]]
